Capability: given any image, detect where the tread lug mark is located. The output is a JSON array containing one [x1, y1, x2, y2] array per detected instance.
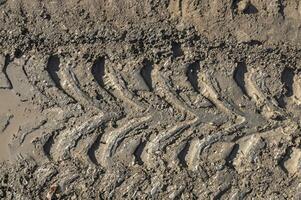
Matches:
[[0, 54, 12, 89], [278, 67, 294, 107], [52, 113, 110, 161], [232, 136, 265, 173], [70, 131, 100, 165], [117, 137, 142, 165], [207, 142, 235, 162], [186, 138, 202, 171], [42, 133, 55, 159], [167, 59, 210, 110], [127, 59, 152, 92], [130, 61, 151, 92], [30, 117, 68, 160], [216, 70, 248, 112], [133, 140, 147, 165], [173, 140, 190, 167], [198, 71, 246, 130], [281, 67, 294, 97], [85, 133, 102, 165], [185, 132, 222, 171], [232, 62, 269, 127], [153, 60, 198, 116], [199, 71, 240, 116], [140, 59, 153, 91], [91, 57, 105, 87], [187, 61, 200, 92], [233, 61, 248, 96], [245, 68, 283, 119], [143, 119, 195, 168], [167, 120, 210, 167], [24, 55, 75, 106], [47, 55, 62, 89], [105, 61, 147, 111], [186, 126, 241, 171], [60, 60, 102, 110], [90, 57, 117, 103], [101, 115, 152, 167]]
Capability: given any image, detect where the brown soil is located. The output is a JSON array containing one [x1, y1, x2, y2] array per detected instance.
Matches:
[[0, 0, 301, 199]]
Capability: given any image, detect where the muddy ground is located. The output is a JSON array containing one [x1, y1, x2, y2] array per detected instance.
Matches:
[[0, 0, 301, 199]]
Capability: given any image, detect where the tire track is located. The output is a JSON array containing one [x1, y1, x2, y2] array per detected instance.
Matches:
[[3, 47, 301, 199]]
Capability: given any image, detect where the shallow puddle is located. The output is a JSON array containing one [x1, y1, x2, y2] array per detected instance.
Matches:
[[0, 89, 39, 161]]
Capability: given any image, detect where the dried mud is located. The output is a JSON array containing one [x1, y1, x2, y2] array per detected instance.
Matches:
[[1, 0, 301, 199]]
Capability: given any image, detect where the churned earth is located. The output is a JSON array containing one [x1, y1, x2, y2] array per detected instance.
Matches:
[[0, 0, 301, 199]]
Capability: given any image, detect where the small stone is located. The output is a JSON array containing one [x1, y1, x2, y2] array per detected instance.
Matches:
[[237, 0, 250, 13]]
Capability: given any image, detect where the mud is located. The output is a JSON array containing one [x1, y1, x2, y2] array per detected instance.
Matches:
[[0, 0, 301, 199]]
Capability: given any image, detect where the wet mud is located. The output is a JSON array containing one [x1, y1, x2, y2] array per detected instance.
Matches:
[[0, 0, 301, 199]]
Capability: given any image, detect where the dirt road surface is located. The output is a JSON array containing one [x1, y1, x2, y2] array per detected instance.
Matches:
[[0, 0, 301, 199]]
